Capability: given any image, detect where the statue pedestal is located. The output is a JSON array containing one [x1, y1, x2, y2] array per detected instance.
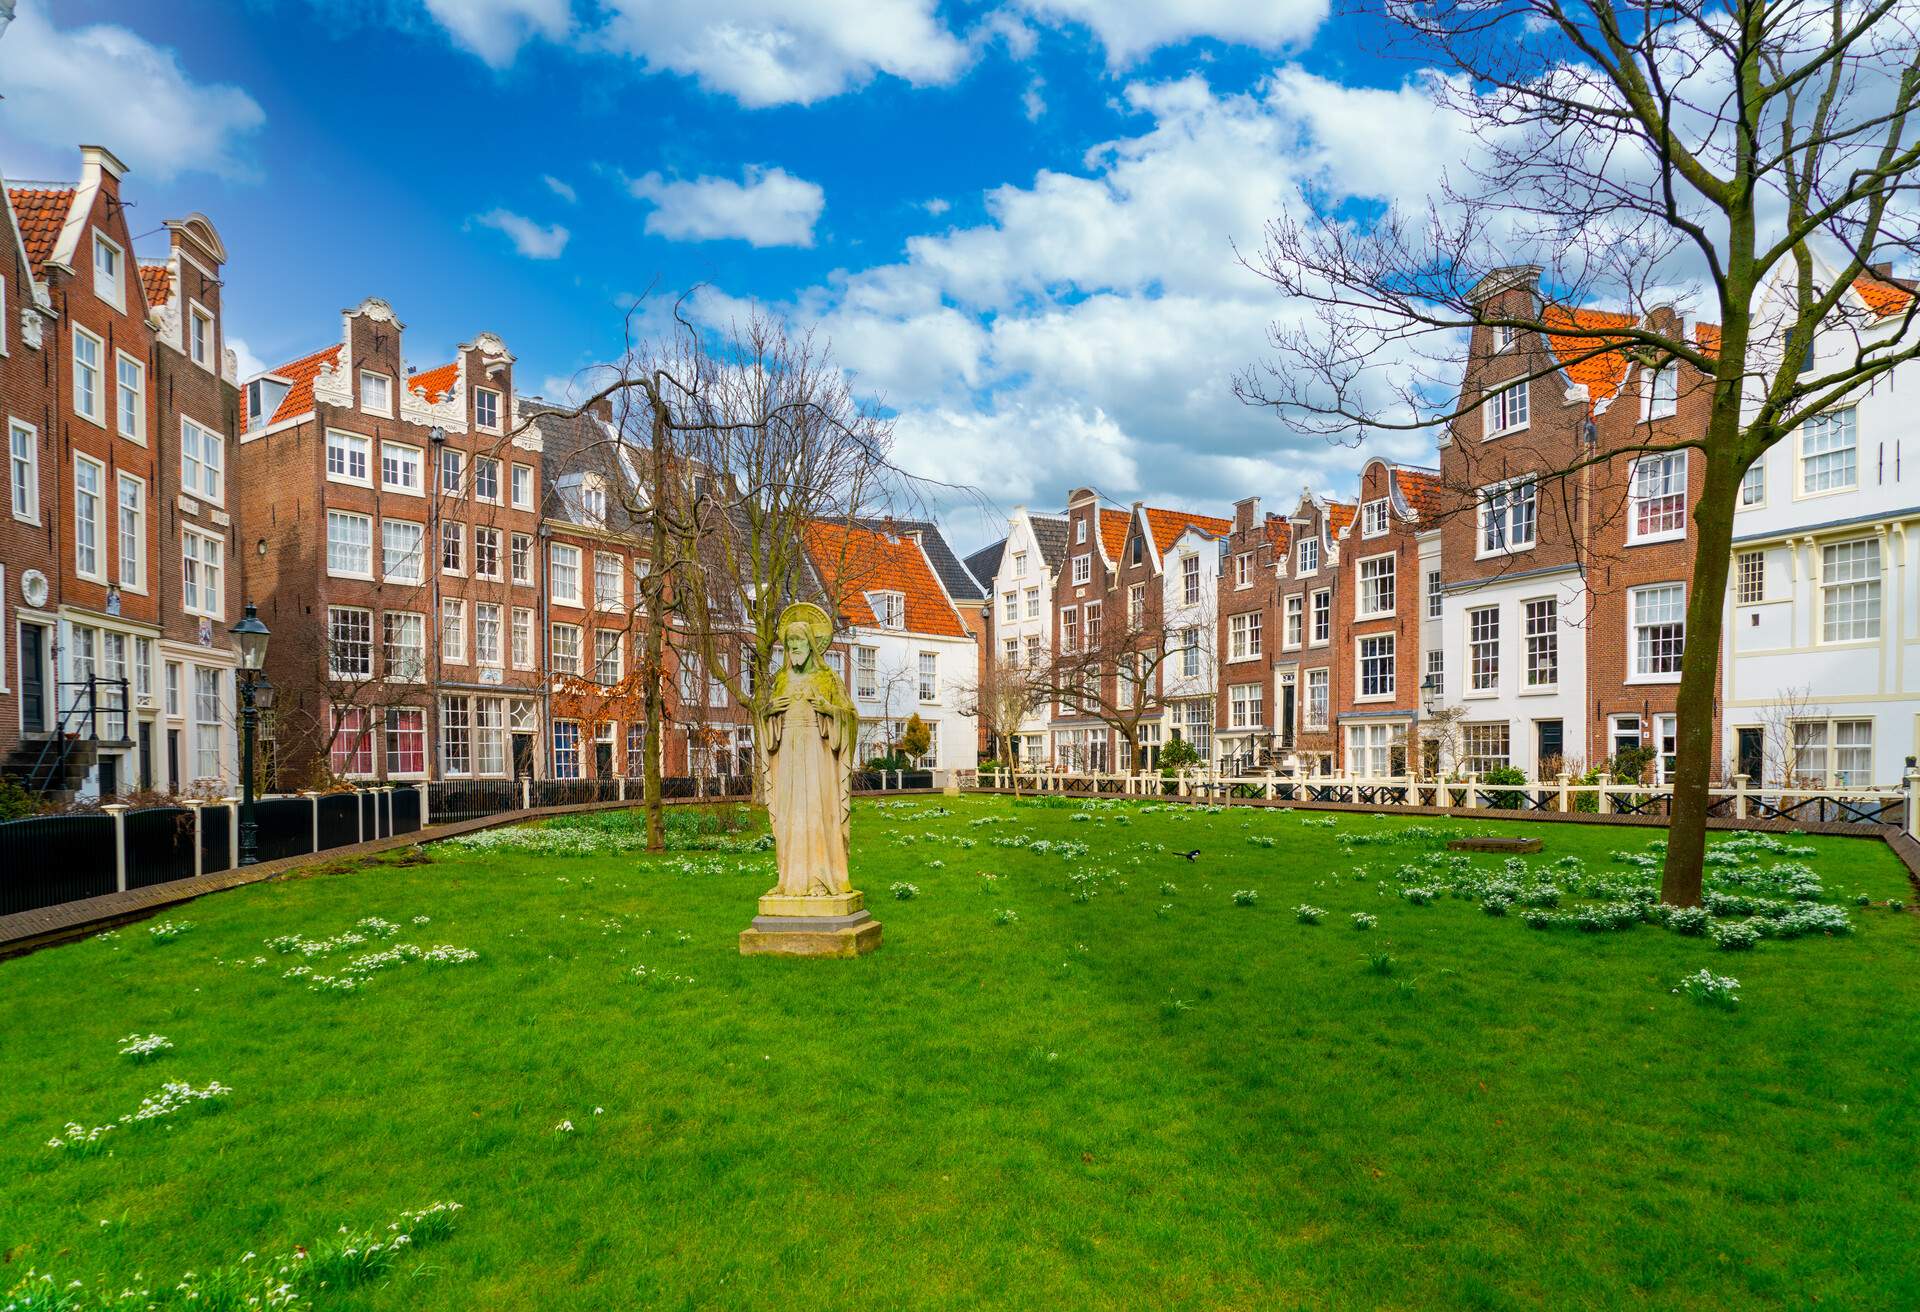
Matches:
[[739, 889, 883, 958]]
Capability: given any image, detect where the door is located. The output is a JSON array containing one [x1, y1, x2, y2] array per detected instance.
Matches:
[[20, 621, 47, 733], [1737, 727, 1764, 784], [1536, 720, 1564, 773], [1279, 676, 1297, 749], [512, 733, 534, 780], [137, 722, 153, 791], [594, 741, 613, 779], [97, 754, 118, 799], [167, 728, 181, 791]]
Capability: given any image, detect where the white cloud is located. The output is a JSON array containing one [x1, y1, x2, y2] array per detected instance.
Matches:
[[543, 174, 578, 204], [628, 166, 824, 248], [474, 209, 571, 259], [1022, 77, 1047, 122], [0, 1, 265, 182], [423, 0, 571, 68], [228, 336, 267, 384], [1014, 0, 1329, 66], [920, 198, 952, 216]]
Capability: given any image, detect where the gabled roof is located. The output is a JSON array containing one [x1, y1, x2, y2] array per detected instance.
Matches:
[[1262, 516, 1292, 553], [1141, 507, 1232, 556], [257, 344, 343, 426], [1854, 271, 1916, 319], [803, 520, 968, 639], [1393, 468, 1441, 519], [1096, 508, 1131, 561], [1028, 514, 1069, 568], [962, 539, 1006, 594], [1327, 501, 1357, 537], [8, 187, 73, 273], [410, 362, 458, 404], [853, 517, 985, 603], [139, 263, 171, 308], [1542, 306, 1635, 404]]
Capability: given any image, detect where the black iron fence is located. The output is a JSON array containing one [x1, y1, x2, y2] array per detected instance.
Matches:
[[0, 812, 118, 914]]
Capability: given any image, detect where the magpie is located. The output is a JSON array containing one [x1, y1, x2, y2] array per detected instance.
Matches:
[[1179, 849, 1201, 861]]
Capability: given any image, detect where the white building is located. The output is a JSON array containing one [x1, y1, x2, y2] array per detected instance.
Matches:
[[1160, 522, 1223, 762], [1722, 258, 1920, 787], [979, 507, 1067, 766]]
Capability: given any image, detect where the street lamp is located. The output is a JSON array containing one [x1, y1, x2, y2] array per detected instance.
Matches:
[[229, 603, 272, 865]]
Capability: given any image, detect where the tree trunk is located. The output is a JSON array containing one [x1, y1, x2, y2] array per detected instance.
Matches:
[[1662, 446, 1743, 906], [640, 408, 670, 853]]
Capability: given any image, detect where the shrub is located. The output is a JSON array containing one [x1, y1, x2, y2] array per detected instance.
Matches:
[[1351, 912, 1377, 930], [1713, 920, 1763, 951], [1481, 894, 1511, 916], [1521, 909, 1556, 929], [899, 714, 932, 762], [1479, 765, 1528, 811], [1665, 905, 1710, 936], [889, 882, 919, 901]]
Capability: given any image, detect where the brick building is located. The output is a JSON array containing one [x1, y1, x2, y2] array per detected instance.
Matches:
[[1212, 498, 1290, 771], [1336, 459, 1440, 777], [1256, 491, 1354, 776]]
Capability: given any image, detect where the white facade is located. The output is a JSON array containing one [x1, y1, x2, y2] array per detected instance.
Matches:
[[1436, 567, 1590, 777], [1160, 525, 1220, 761], [843, 622, 979, 771], [985, 507, 1060, 765], [1722, 262, 1920, 786]]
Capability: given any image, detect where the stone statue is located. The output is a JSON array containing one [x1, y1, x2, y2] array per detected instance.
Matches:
[[739, 603, 882, 956]]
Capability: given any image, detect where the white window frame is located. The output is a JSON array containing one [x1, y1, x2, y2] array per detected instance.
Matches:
[[1738, 458, 1767, 510], [472, 455, 502, 504], [550, 543, 582, 606], [1071, 554, 1091, 585], [326, 509, 374, 580], [511, 462, 534, 510], [1283, 595, 1304, 650], [438, 447, 465, 497], [10, 417, 39, 524], [474, 386, 503, 433], [92, 232, 125, 310], [1482, 378, 1530, 438], [116, 471, 146, 593], [1356, 552, 1396, 619], [1627, 451, 1688, 545], [1644, 363, 1678, 420], [512, 607, 535, 671], [1477, 477, 1537, 558], [1798, 406, 1858, 497], [188, 302, 215, 372], [74, 454, 105, 582], [1736, 550, 1765, 606], [1523, 597, 1557, 690], [181, 526, 224, 620], [442, 597, 468, 665], [180, 417, 225, 505], [72, 326, 106, 425], [381, 518, 425, 584], [1819, 538, 1881, 645], [440, 519, 465, 577], [325, 429, 372, 488], [474, 525, 503, 582], [1467, 605, 1499, 694], [1356, 632, 1396, 701], [1228, 611, 1263, 662], [1297, 536, 1319, 576], [115, 350, 146, 443], [1426, 568, 1443, 620], [1305, 668, 1329, 730], [1310, 589, 1331, 646], [1361, 498, 1389, 538], [383, 611, 425, 682], [381, 440, 423, 497], [327, 606, 373, 680], [359, 368, 394, 417], [1628, 583, 1687, 682]]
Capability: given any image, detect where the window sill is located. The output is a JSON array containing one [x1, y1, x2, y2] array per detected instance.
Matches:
[[1356, 610, 1396, 623], [1518, 685, 1560, 696], [1475, 545, 1536, 562], [1482, 424, 1530, 441], [1626, 530, 1686, 547], [325, 474, 373, 490], [1624, 673, 1682, 685]]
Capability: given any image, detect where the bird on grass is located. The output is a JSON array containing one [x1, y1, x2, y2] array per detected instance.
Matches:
[[1178, 849, 1201, 861]]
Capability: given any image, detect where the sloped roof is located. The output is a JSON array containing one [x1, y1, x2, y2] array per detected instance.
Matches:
[[1262, 516, 1292, 553], [1142, 507, 1232, 554], [258, 344, 343, 425], [8, 187, 73, 272], [804, 520, 968, 639], [1542, 306, 1635, 404], [1327, 501, 1357, 537], [962, 539, 1006, 593], [410, 362, 458, 403], [1393, 468, 1442, 518], [1693, 322, 1722, 355], [1028, 514, 1069, 568], [1096, 508, 1131, 561], [853, 517, 984, 603], [1854, 272, 1916, 318], [139, 263, 171, 308]]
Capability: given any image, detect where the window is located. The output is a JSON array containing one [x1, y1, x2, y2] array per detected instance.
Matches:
[[133, 638, 152, 703], [192, 668, 223, 779], [1739, 459, 1765, 508], [1362, 499, 1389, 537], [511, 463, 534, 509], [326, 430, 371, 485], [1631, 584, 1686, 677], [439, 448, 465, 496], [474, 387, 501, 432], [74, 455, 104, 580], [476, 604, 503, 667], [325, 511, 370, 577], [1791, 718, 1874, 787], [1004, 635, 1019, 666], [381, 442, 422, 495], [1060, 607, 1079, 652], [476, 699, 506, 776], [512, 608, 534, 669], [473, 456, 501, 502], [9, 419, 37, 522], [1297, 536, 1319, 574], [1629, 452, 1687, 542], [113, 473, 145, 591], [1468, 606, 1499, 691], [561, 547, 598, 604], [181, 528, 223, 618], [1129, 534, 1143, 567], [1479, 478, 1537, 554], [386, 708, 426, 775], [1462, 724, 1512, 774], [512, 533, 534, 585], [73, 328, 104, 423], [360, 369, 393, 416], [187, 304, 214, 370], [0, 275, 6, 356], [1611, 714, 1643, 758], [1645, 364, 1677, 420], [552, 720, 581, 779], [1358, 555, 1396, 617], [92, 233, 124, 308], [1129, 582, 1146, 626], [1233, 553, 1251, 589], [595, 553, 624, 610], [441, 598, 467, 664], [1072, 554, 1091, 585], [918, 652, 938, 702], [626, 723, 648, 778], [1821, 539, 1881, 642], [1181, 626, 1201, 677], [1083, 601, 1102, 646], [1425, 649, 1444, 698], [855, 647, 877, 700], [550, 622, 582, 675], [1800, 407, 1857, 494], [1306, 669, 1329, 730], [181, 418, 224, 503], [868, 591, 906, 629], [474, 526, 502, 581], [431, 519, 461, 575], [1482, 379, 1529, 436], [1493, 323, 1517, 351], [1311, 590, 1331, 644], [1654, 713, 1678, 784], [441, 696, 472, 775], [1426, 568, 1443, 619], [1284, 595, 1303, 648], [1348, 722, 1408, 778], [1002, 591, 1018, 622], [384, 612, 424, 681], [1229, 682, 1264, 729], [1737, 551, 1765, 605], [330, 706, 373, 776], [1229, 612, 1262, 660], [1025, 634, 1040, 668], [1025, 587, 1040, 619], [1358, 633, 1396, 698], [116, 353, 145, 441], [382, 519, 424, 583], [594, 629, 623, 684], [328, 607, 372, 678], [1169, 554, 1196, 607], [1524, 599, 1557, 688], [1075, 518, 1087, 544]]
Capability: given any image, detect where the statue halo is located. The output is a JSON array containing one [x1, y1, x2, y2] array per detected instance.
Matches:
[[778, 601, 835, 655]]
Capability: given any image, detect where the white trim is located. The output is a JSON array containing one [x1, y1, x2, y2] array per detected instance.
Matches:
[[91, 230, 126, 312], [187, 299, 217, 373], [73, 452, 107, 582], [115, 469, 147, 595], [114, 349, 146, 445], [71, 324, 107, 427]]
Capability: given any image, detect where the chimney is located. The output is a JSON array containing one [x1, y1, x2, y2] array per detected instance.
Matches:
[[1468, 264, 1542, 305], [79, 145, 130, 191], [1870, 261, 1895, 280]]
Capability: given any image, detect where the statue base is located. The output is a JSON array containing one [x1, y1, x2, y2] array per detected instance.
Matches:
[[739, 890, 882, 957]]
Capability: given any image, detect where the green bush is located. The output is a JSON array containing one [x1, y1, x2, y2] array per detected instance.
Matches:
[[1479, 765, 1528, 811], [0, 775, 45, 821]]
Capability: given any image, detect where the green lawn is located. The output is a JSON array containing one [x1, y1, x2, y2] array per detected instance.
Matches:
[[3, 796, 1918, 1310]]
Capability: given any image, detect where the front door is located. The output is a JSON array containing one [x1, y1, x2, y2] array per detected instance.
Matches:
[[512, 733, 535, 780], [19, 621, 47, 733], [167, 728, 181, 790], [137, 722, 153, 791], [1279, 675, 1297, 749], [594, 741, 613, 778], [1536, 720, 1564, 772], [1737, 727, 1764, 785]]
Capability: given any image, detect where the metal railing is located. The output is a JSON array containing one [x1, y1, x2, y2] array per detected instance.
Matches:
[[19, 676, 131, 794]]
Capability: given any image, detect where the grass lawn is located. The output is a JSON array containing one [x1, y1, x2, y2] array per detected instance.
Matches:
[[2, 796, 1918, 1310]]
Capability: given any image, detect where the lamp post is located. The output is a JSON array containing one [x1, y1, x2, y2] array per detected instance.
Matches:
[[229, 604, 272, 865]]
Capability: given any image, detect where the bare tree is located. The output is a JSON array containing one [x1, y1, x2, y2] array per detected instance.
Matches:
[[956, 654, 1046, 779], [1029, 612, 1200, 777], [1238, 0, 1920, 903]]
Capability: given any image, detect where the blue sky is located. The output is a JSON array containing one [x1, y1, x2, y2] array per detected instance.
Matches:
[[0, 0, 1450, 551]]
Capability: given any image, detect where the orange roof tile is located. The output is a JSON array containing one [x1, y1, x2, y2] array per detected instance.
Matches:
[[1262, 516, 1292, 553], [1096, 508, 1131, 562], [803, 520, 968, 639], [8, 187, 73, 273], [139, 263, 171, 308], [1854, 272, 1915, 318], [410, 362, 457, 403], [1541, 306, 1635, 404], [1693, 322, 1721, 355], [1393, 468, 1441, 519], [1141, 506, 1232, 555], [260, 343, 343, 425], [1327, 501, 1356, 537]]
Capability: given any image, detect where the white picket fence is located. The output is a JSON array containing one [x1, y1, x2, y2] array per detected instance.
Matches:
[[966, 768, 1920, 836]]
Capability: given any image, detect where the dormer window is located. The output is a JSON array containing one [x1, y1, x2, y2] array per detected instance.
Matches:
[[867, 590, 906, 630], [360, 369, 393, 416], [245, 378, 289, 432], [92, 234, 124, 310], [474, 386, 501, 432], [1129, 535, 1142, 566], [1646, 364, 1678, 420], [1362, 499, 1389, 537]]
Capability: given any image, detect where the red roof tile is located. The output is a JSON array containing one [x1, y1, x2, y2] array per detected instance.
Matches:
[[803, 520, 968, 639], [1693, 322, 1721, 355], [261, 343, 343, 425], [410, 362, 457, 403], [1327, 501, 1356, 537], [1262, 516, 1292, 553], [1096, 508, 1131, 562], [1542, 306, 1635, 404], [1141, 506, 1232, 555], [1393, 468, 1441, 518], [1854, 272, 1915, 318], [139, 263, 171, 308], [9, 187, 73, 273]]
